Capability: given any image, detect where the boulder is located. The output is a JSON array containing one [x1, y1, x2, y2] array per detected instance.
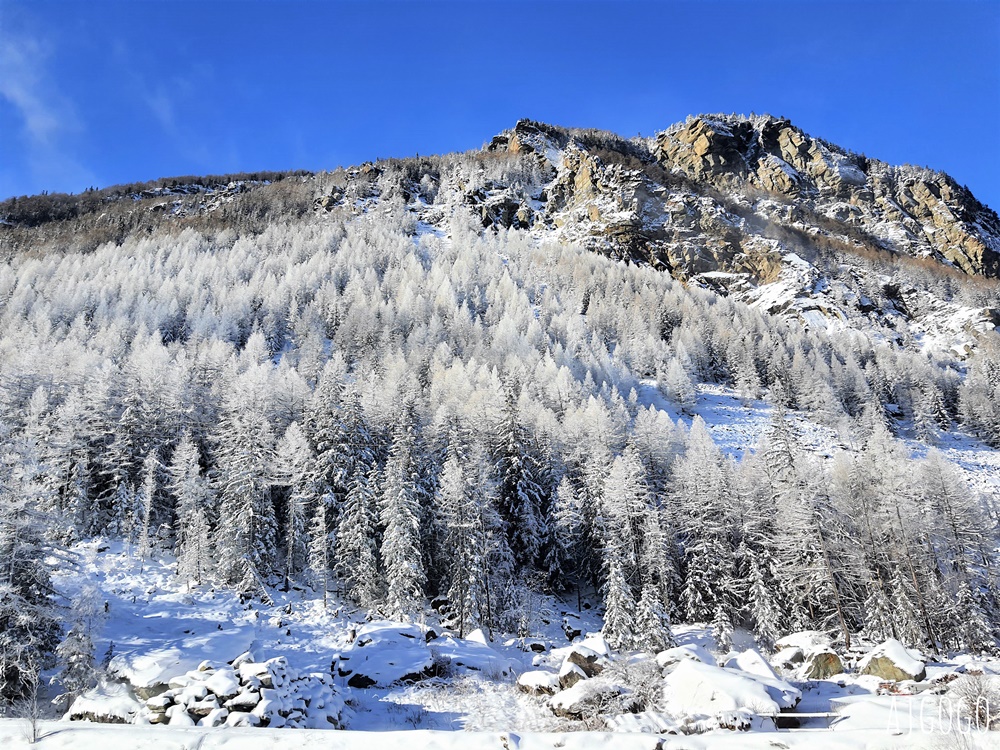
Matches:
[[772, 646, 805, 670], [548, 678, 634, 719], [558, 661, 588, 690], [517, 670, 561, 696], [565, 646, 605, 677], [858, 639, 927, 682], [804, 650, 845, 679]]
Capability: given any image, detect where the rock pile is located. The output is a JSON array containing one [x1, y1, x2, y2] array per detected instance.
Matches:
[[142, 652, 344, 729]]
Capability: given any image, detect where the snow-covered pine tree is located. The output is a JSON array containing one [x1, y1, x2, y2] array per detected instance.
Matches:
[[0, 421, 61, 704], [51, 584, 105, 712], [135, 450, 160, 564], [379, 423, 425, 621], [544, 475, 583, 601], [635, 580, 674, 653], [336, 468, 381, 608], [493, 386, 546, 570], [672, 417, 735, 624], [436, 445, 484, 637], [168, 433, 213, 588], [601, 444, 648, 587], [601, 540, 637, 651], [212, 374, 278, 600], [308, 495, 333, 608], [275, 422, 316, 587]]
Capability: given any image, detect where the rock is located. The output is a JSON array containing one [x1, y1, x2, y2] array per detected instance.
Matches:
[[204, 666, 241, 699], [858, 639, 927, 682], [804, 650, 845, 679], [548, 678, 634, 719], [198, 707, 229, 727], [656, 644, 716, 669], [558, 661, 588, 690], [517, 670, 561, 696], [230, 651, 255, 668], [772, 646, 805, 670], [565, 646, 606, 677], [188, 695, 220, 717], [225, 711, 260, 727], [347, 673, 377, 689], [166, 704, 194, 726], [224, 690, 260, 710]]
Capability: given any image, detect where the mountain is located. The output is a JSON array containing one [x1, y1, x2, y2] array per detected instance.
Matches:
[[0, 114, 999, 739], [4, 115, 999, 357]]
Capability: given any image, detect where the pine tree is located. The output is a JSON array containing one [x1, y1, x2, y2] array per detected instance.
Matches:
[[275, 422, 316, 586], [544, 476, 584, 601], [0, 421, 62, 704], [135, 450, 160, 564], [437, 447, 484, 637], [601, 541, 636, 651], [168, 433, 213, 588], [308, 496, 332, 609], [379, 425, 425, 621], [493, 387, 546, 569], [635, 581, 674, 653], [212, 379, 278, 600], [336, 469, 381, 608]]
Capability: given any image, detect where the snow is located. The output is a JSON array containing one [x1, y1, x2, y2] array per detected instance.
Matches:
[[334, 621, 434, 687], [429, 635, 514, 676], [661, 659, 800, 717]]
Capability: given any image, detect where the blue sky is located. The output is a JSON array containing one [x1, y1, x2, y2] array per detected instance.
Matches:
[[2, 1, 998, 209]]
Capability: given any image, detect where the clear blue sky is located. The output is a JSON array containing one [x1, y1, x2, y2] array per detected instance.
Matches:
[[2, 1, 998, 209]]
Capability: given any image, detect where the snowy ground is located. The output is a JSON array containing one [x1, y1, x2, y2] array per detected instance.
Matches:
[[2, 719, 999, 749], [44, 535, 1000, 748]]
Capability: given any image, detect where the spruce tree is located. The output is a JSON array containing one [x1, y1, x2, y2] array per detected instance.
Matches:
[[379, 424, 425, 621]]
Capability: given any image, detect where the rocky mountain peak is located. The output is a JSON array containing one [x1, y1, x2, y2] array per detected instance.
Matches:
[[479, 115, 1000, 354]]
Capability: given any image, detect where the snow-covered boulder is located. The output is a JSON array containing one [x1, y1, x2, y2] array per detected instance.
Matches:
[[662, 660, 800, 718], [725, 649, 782, 682], [858, 639, 927, 682], [428, 634, 514, 676], [656, 643, 716, 670], [548, 677, 635, 719], [772, 646, 805, 670], [564, 645, 607, 677], [804, 649, 845, 679], [198, 707, 229, 727], [203, 666, 241, 699], [517, 670, 561, 695], [558, 660, 588, 689], [333, 621, 434, 688], [775, 631, 833, 654], [66, 682, 142, 724]]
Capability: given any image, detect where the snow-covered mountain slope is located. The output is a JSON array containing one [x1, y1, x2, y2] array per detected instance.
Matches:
[[2, 115, 1000, 743], [444, 116, 1000, 358]]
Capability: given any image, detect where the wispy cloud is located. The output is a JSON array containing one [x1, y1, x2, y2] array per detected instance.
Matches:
[[0, 15, 95, 195]]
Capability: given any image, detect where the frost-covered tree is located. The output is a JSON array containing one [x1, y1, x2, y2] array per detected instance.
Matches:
[[379, 424, 425, 621], [212, 373, 278, 600], [168, 433, 213, 588], [601, 540, 636, 651], [275, 422, 316, 586], [336, 468, 381, 608], [308, 496, 333, 609]]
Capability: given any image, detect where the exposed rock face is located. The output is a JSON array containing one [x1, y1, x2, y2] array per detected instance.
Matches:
[[804, 651, 845, 679], [480, 116, 1000, 355]]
